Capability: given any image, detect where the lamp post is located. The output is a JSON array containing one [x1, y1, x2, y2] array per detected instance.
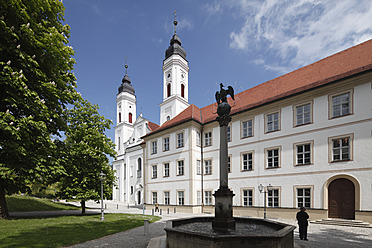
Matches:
[[258, 183, 272, 219], [99, 172, 106, 221]]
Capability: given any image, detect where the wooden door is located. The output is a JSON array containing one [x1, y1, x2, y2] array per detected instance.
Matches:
[[328, 178, 355, 219]]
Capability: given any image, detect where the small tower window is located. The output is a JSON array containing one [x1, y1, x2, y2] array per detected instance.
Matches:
[[166, 116, 171, 121], [119, 112, 122, 123], [129, 113, 133, 123], [181, 84, 185, 98], [167, 83, 171, 98]]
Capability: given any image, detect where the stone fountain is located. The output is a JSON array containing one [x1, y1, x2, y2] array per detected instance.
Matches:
[[165, 84, 295, 248]]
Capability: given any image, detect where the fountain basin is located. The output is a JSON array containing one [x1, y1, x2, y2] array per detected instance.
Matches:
[[165, 217, 295, 248]]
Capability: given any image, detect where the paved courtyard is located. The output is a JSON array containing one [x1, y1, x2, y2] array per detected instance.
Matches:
[[18, 200, 371, 248]]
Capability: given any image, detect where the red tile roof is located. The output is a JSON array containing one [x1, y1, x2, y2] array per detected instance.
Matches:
[[145, 39, 372, 137], [147, 121, 160, 131]]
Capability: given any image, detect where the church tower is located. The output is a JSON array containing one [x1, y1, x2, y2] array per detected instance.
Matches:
[[116, 62, 136, 154], [159, 13, 189, 125]]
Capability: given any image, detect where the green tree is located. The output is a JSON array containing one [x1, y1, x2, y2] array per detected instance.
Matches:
[[56, 99, 116, 214], [0, 0, 79, 218]]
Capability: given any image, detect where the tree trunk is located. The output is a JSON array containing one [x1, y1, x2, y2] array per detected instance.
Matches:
[[0, 179, 10, 219], [81, 200, 86, 215]]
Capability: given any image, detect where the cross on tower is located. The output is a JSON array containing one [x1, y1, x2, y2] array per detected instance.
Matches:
[[173, 9, 178, 33]]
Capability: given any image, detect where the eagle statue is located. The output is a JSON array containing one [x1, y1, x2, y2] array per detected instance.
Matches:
[[215, 83, 235, 104]]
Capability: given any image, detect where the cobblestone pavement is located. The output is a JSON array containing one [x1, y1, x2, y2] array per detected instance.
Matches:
[[12, 200, 372, 248]]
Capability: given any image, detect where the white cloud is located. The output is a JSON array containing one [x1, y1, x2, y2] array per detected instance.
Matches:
[[214, 0, 372, 73]]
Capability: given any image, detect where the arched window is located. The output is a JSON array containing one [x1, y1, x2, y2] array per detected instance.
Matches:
[[167, 83, 171, 97], [129, 113, 132, 123], [166, 116, 171, 121], [119, 112, 121, 123], [181, 84, 185, 98]]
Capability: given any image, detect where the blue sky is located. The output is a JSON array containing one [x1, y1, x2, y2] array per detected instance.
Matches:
[[62, 0, 372, 142]]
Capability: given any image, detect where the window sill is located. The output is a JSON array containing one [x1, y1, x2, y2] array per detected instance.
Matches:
[[294, 122, 312, 127], [330, 159, 351, 163], [241, 135, 253, 139], [266, 166, 280, 169], [329, 113, 353, 120], [295, 163, 312, 166]]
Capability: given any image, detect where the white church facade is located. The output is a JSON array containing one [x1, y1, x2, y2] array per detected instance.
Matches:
[[112, 23, 372, 222]]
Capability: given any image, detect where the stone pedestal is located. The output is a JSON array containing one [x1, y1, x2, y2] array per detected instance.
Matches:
[[212, 187, 235, 231]]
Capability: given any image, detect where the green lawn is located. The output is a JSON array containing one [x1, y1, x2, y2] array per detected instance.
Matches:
[[6, 195, 79, 212], [1, 195, 161, 247], [0, 213, 161, 247]]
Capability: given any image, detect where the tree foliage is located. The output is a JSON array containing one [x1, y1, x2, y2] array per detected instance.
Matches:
[[56, 99, 116, 214], [0, 0, 79, 218]]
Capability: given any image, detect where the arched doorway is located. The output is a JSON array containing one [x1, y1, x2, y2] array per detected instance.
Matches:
[[328, 178, 355, 219]]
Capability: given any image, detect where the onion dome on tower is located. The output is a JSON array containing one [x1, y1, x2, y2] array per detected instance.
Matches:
[[165, 12, 187, 60], [118, 62, 135, 95]]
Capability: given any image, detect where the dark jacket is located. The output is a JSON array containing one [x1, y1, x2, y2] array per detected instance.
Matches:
[[296, 210, 309, 226]]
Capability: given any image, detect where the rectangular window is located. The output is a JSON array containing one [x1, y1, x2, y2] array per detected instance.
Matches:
[[267, 148, 280, 168], [242, 120, 253, 138], [204, 132, 212, 146], [152, 192, 157, 204], [118, 137, 120, 151], [205, 191, 212, 205], [243, 189, 253, 207], [332, 137, 350, 161], [164, 191, 170, 205], [163, 137, 169, 151], [297, 188, 311, 208], [266, 112, 280, 132], [332, 92, 351, 117], [177, 133, 184, 148], [196, 131, 201, 146], [164, 163, 170, 177], [197, 191, 201, 205], [152, 165, 157, 178], [227, 126, 231, 142], [242, 152, 253, 171], [227, 156, 231, 173], [268, 189, 279, 207], [131, 186, 133, 195], [178, 191, 184, 205], [296, 103, 311, 126], [151, 141, 157, 154], [196, 159, 201, 175], [177, 160, 184, 176], [204, 159, 212, 175], [296, 143, 311, 165]]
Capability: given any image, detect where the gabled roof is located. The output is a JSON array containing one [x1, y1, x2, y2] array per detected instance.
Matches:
[[144, 39, 372, 138], [148, 121, 160, 131]]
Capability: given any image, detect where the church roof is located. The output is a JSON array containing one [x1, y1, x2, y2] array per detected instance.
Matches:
[[144, 39, 372, 138], [118, 73, 135, 95], [165, 33, 187, 60]]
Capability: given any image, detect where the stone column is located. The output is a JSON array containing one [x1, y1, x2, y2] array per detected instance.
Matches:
[[212, 103, 235, 232]]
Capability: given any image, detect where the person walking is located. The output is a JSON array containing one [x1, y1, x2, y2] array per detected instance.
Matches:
[[296, 206, 309, 241]]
